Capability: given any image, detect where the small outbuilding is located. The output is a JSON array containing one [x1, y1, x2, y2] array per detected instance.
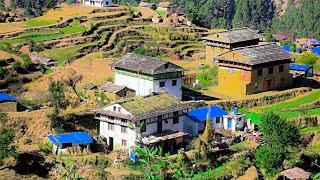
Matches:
[[32, 56, 57, 69], [0, 93, 17, 112], [276, 167, 311, 180], [138, 2, 157, 10], [184, 106, 228, 135], [99, 82, 135, 100], [222, 108, 246, 131], [48, 132, 93, 155], [289, 63, 314, 77]]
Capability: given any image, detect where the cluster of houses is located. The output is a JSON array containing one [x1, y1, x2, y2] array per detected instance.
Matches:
[[48, 27, 307, 154]]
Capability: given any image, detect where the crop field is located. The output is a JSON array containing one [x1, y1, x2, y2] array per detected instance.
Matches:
[[254, 89, 320, 119]]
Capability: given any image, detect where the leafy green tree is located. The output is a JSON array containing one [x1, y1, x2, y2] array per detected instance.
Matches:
[[0, 112, 17, 167], [49, 80, 68, 110], [295, 52, 319, 67], [255, 146, 284, 176], [259, 112, 300, 147]]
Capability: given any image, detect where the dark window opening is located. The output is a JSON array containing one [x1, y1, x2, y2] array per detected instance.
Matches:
[[164, 64, 169, 69], [268, 67, 273, 75], [160, 81, 165, 87], [140, 120, 146, 133], [173, 117, 179, 124], [216, 117, 220, 123], [172, 80, 177, 86], [257, 69, 263, 76], [279, 65, 284, 72]]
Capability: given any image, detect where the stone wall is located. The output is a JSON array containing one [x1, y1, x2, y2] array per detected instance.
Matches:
[[210, 87, 313, 109]]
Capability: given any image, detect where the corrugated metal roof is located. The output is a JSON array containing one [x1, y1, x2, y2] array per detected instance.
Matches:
[[203, 28, 261, 44], [290, 63, 312, 72], [47, 132, 93, 145], [186, 106, 228, 122], [282, 45, 293, 52], [311, 47, 320, 56], [0, 93, 16, 103]]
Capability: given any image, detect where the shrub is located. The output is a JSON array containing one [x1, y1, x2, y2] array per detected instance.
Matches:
[[255, 146, 284, 177], [296, 52, 319, 68], [11, 61, 21, 72], [196, 66, 218, 89], [0, 67, 5, 79], [20, 54, 31, 70]]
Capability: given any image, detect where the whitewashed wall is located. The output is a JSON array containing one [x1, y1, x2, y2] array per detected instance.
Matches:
[[83, 0, 112, 7], [154, 78, 182, 99], [115, 73, 154, 97], [141, 116, 184, 137]]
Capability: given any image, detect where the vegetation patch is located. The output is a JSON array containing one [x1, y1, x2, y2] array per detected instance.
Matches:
[[61, 21, 86, 35], [26, 19, 58, 28]]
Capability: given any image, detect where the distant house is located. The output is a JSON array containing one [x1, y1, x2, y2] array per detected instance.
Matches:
[[82, 83, 98, 97], [99, 82, 135, 100], [83, 0, 112, 7], [138, 2, 157, 10], [48, 132, 93, 155], [184, 106, 228, 135], [185, 106, 252, 135], [289, 63, 314, 77], [31, 56, 57, 68], [112, 53, 184, 99], [94, 93, 190, 151], [0, 93, 17, 112], [297, 38, 320, 49], [157, 1, 175, 15]]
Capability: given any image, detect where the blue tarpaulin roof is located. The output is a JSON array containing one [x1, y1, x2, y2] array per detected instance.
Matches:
[[0, 93, 16, 103], [290, 63, 312, 72], [282, 45, 293, 52], [311, 47, 320, 56], [48, 132, 93, 145], [186, 106, 228, 122]]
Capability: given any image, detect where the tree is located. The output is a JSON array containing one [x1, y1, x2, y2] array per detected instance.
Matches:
[[259, 112, 300, 147], [255, 146, 284, 176], [0, 112, 17, 168], [296, 52, 319, 67], [0, 67, 5, 79], [49, 80, 68, 110]]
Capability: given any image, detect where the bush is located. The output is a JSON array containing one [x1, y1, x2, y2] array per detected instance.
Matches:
[[196, 66, 218, 89], [39, 141, 53, 154], [11, 61, 21, 72], [255, 146, 284, 177], [296, 52, 319, 68], [0, 67, 5, 79], [20, 54, 31, 70]]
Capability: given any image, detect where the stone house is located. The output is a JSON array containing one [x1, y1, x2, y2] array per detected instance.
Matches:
[[112, 53, 184, 99]]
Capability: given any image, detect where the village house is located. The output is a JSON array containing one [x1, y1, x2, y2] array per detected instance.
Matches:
[[47, 132, 93, 155], [289, 63, 314, 78], [83, 0, 112, 7], [184, 106, 250, 136], [203, 28, 262, 62], [0, 93, 17, 112], [214, 43, 293, 96], [112, 53, 184, 99], [157, 1, 176, 15], [99, 82, 135, 101], [31, 56, 57, 69], [94, 93, 190, 152], [138, 2, 157, 10]]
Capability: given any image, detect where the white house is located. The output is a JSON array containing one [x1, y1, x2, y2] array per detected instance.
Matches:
[[94, 93, 190, 151], [83, 0, 112, 7], [112, 53, 184, 99], [184, 106, 250, 135]]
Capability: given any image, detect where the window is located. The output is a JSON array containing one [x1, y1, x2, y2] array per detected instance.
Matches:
[[279, 65, 284, 72], [118, 107, 121, 112], [173, 111, 179, 116], [164, 64, 169, 69], [140, 120, 146, 133], [172, 80, 177, 86], [113, 106, 116, 111], [216, 117, 220, 123], [257, 69, 263, 76], [268, 67, 273, 75], [121, 119, 127, 123], [121, 126, 127, 134], [173, 117, 179, 124], [158, 115, 162, 120], [160, 81, 165, 87], [121, 139, 127, 146], [108, 123, 114, 131]]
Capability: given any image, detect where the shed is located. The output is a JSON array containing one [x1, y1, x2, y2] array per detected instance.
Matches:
[[184, 106, 228, 135], [31, 56, 57, 68], [0, 93, 17, 112], [289, 63, 313, 77], [48, 132, 93, 154], [138, 2, 157, 10], [311, 47, 320, 56], [99, 82, 135, 100]]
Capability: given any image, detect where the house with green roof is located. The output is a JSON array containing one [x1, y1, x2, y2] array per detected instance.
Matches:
[[94, 93, 190, 151]]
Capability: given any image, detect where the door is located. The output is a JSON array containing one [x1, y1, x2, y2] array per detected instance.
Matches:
[[157, 121, 163, 133], [109, 137, 114, 151], [227, 119, 232, 129]]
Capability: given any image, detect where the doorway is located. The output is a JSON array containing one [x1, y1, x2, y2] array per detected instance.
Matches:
[[157, 121, 162, 133], [227, 119, 232, 129], [108, 137, 114, 151]]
